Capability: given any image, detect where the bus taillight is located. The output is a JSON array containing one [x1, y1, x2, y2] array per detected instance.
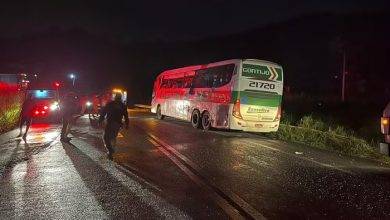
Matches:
[[232, 99, 243, 119]]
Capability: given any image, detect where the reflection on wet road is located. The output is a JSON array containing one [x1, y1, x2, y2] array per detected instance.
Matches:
[[1, 110, 390, 219], [133, 114, 390, 219], [0, 117, 212, 219], [0, 123, 60, 176]]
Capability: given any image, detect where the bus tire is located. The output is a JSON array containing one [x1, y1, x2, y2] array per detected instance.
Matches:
[[156, 105, 164, 120], [201, 111, 212, 131], [191, 109, 202, 129]]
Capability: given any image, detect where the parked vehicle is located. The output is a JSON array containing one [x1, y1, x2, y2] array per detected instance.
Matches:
[[151, 59, 284, 132], [86, 88, 127, 119], [27, 89, 61, 122]]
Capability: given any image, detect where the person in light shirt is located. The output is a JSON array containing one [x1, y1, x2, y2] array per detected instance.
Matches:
[[18, 93, 34, 142]]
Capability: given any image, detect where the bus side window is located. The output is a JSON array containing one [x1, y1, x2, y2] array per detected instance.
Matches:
[[194, 69, 213, 88], [171, 79, 177, 88], [161, 79, 167, 88], [176, 78, 184, 88], [213, 64, 235, 88], [184, 74, 194, 88]]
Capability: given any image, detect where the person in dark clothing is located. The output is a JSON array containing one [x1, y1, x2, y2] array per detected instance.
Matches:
[[60, 93, 78, 142], [99, 93, 129, 160], [19, 93, 34, 142]]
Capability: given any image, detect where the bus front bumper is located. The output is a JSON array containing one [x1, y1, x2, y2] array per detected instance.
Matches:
[[230, 117, 280, 132]]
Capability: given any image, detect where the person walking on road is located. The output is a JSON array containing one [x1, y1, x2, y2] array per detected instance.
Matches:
[[18, 93, 34, 142], [60, 92, 78, 142], [99, 93, 129, 160]]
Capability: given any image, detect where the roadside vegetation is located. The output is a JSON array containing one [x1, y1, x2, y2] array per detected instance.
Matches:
[[0, 85, 23, 134], [267, 94, 390, 164]]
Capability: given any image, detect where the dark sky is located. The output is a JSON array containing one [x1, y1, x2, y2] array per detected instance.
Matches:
[[1, 0, 389, 104], [1, 0, 389, 42]]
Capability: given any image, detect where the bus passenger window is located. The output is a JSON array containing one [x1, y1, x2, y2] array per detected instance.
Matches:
[[184, 76, 194, 88], [161, 79, 168, 88], [175, 78, 184, 88]]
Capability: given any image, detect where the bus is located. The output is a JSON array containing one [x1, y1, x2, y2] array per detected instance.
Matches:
[[151, 59, 284, 132]]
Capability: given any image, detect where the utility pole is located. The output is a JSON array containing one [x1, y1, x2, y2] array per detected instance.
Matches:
[[341, 50, 346, 102]]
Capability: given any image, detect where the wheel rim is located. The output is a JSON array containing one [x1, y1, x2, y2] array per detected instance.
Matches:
[[193, 114, 199, 125], [203, 114, 210, 128]]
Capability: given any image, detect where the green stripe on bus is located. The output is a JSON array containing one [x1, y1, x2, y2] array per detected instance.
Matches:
[[232, 91, 282, 107], [242, 64, 283, 82], [275, 68, 283, 81]]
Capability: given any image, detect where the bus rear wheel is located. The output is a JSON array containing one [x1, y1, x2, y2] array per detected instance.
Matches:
[[191, 110, 202, 129], [156, 105, 164, 120], [201, 111, 212, 131]]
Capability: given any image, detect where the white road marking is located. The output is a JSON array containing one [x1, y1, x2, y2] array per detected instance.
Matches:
[[156, 145, 244, 220], [147, 134, 266, 220]]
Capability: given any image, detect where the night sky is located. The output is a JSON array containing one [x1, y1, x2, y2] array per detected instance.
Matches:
[[0, 1, 389, 104], [1, 0, 389, 42]]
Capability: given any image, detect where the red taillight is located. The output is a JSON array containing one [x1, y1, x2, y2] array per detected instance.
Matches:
[[382, 117, 389, 134], [43, 105, 48, 110], [232, 99, 243, 119], [34, 110, 39, 115], [41, 110, 46, 114], [383, 117, 389, 126]]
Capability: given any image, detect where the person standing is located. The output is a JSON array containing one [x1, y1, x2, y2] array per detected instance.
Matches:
[[60, 93, 78, 142], [19, 93, 34, 142], [99, 93, 129, 160]]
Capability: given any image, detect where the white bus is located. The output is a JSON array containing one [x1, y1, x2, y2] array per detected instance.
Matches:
[[151, 59, 284, 132]]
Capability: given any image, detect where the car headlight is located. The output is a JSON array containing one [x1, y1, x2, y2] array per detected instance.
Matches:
[[50, 101, 59, 111], [86, 101, 92, 107]]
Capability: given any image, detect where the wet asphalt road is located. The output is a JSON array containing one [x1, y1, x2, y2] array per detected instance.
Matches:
[[1, 109, 390, 219]]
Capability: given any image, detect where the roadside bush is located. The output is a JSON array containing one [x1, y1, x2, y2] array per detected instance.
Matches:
[[280, 112, 294, 125], [0, 88, 23, 133], [298, 115, 328, 132], [267, 115, 390, 164], [329, 125, 354, 137]]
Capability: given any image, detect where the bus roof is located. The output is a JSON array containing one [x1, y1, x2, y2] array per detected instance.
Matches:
[[242, 59, 281, 67], [158, 59, 282, 77]]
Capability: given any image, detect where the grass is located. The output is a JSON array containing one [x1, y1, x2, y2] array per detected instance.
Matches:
[[0, 89, 23, 134], [267, 114, 390, 164]]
